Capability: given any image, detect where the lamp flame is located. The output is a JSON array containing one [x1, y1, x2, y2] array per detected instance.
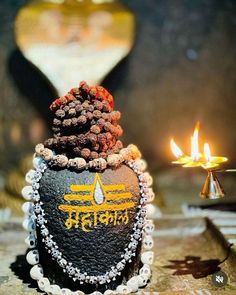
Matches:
[[170, 121, 228, 200], [191, 122, 200, 161], [170, 122, 227, 169], [170, 138, 183, 159], [204, 143, 211, 162]]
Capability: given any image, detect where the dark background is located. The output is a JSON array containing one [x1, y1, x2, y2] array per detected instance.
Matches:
[[0, 0, 236, 174]]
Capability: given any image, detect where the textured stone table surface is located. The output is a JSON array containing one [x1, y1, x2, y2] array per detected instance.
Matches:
[[0, 217, 236, 295]]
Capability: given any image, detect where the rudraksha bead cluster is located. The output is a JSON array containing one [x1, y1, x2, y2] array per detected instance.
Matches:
[[44, 81, 123, 160]]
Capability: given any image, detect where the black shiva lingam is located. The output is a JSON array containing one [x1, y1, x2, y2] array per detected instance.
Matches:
[[170, 122, 232, 199], [21, 82, 155, 295]]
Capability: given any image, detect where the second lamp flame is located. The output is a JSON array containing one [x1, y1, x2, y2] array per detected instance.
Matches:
[[204, 143, 211, 162], [170, 139, 183, 158], [191, 122, 200, 161]]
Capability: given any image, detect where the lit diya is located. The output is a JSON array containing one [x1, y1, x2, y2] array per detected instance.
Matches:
[[170, 122, 228, 199]]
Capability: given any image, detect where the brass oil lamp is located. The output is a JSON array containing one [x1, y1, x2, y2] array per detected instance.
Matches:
[[170, 122, 228, 199]]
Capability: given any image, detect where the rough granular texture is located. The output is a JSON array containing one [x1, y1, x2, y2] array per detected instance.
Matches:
[[44, 82, 123, 160]]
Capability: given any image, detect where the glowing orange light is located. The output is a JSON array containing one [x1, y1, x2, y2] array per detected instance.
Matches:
[[170, 139, 183, 159]]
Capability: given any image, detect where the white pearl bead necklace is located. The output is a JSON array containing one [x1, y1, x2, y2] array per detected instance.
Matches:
[[21, 155, 155, 294]]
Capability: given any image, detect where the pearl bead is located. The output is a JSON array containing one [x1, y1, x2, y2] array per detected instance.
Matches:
[[21, 186, 33, 200], [38, 277, 50, 291], [45, 284, 61, 295], [127, 276, 139, 292], [143, 172, 153, 186], [30, 264, 43, 280], [144, 220, 155, 234], [26, 249, 39, 265], [22, 202, 34, 215], [25, 169, 36, 184], [141, 251, 154, 265], [137, 274, 149, 287], [139, 264, 151, 277], [147, 188, 155, 202], [134, 159, 147, 171], [146, 204, 156, 218], [90, 292, 103, 295], [143, 235, 154, 250], [104, 290, 117, 295], [25, 233, 37, 248], [22, 217, 36, 232], [116, 285, 132, 294], [61, 288, 73, 295], [71, 291, 85, 295], [33, 156, 44, 169]]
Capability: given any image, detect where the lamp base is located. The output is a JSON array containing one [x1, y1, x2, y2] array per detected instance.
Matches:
[[200, 171, 225, 199]]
